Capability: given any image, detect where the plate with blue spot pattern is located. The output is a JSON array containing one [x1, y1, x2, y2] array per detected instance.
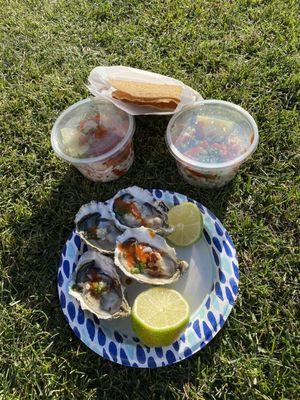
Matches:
[[57, 189, 239, 368]]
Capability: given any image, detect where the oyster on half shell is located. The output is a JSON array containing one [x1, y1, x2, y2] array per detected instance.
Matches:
[[114, 227, 188, 285], [75, 201, 122, 254], [109, 186, 173, 236], [69, 250, 130, 319]]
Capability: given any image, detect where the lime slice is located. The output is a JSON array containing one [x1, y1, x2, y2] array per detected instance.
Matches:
[[167, 202, 203, 247], [132, 288, 190, 347]]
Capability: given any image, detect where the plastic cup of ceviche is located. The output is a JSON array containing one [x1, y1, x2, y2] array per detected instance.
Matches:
[[166, 100, 259, 188], [51, 97, 135, 182]]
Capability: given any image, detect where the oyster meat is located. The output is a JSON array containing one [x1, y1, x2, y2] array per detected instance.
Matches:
[[114, 227, 188, 285], [109, 186, 173, 236], [69, 250, 130, 319], [75, 201, 122, 254]]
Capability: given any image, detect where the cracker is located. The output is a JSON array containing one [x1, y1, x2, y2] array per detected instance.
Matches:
[[116, 96, 178, 111], [108, 79, 182, 101], [112, 90, 179, 104]]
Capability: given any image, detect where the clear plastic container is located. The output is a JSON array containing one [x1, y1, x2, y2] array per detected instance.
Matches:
[[166, 100, 259, 188], [51, 98, 135, 182]]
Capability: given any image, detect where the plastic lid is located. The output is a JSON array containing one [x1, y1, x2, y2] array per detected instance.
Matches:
[[166, 100, 259, 169], [51, 98, 135, 164]]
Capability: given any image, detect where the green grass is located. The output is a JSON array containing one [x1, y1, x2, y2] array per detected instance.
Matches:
[[1, 0, 299, 398]]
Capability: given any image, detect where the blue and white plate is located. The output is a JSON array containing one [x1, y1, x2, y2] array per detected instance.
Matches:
[[57, 189, 239, 368]]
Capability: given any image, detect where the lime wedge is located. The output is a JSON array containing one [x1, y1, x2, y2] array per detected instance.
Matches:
[[131, 288, 190, 347], [167, 202, 203, 247]]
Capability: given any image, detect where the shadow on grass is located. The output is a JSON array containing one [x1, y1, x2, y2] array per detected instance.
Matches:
[[7, 115, 236, 397]]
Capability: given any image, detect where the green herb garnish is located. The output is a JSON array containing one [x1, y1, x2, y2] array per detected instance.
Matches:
[[92, 281, 106, 295], [135, 261, 147, 273], [131, 267, 140, 274]]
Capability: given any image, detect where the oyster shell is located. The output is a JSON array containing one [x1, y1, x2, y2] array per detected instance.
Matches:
[[109, 186, 173, 236], [75, 201, 122, 254], [69, 250, 130, 319], [114, 227, 188, 285]]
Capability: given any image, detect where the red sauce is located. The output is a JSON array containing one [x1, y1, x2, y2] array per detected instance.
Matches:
[[119, 241, 158, 269], [88, 226, 98, 237], [72, 112, 129, 158], [87, 267, 112, 296], [114, 197, 143, 223], [89, 267, 101, 282]]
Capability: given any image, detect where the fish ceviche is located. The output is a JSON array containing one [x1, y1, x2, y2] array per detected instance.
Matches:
[[166, 100, 258, 188], [171, 115, 254, 164], [60, 102, 130, 159]]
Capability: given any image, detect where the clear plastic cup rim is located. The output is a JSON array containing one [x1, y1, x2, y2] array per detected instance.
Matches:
[[166, 99, 259, 170], [51, 97, 135, 164]]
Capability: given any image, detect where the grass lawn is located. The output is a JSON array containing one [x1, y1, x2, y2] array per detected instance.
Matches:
[[1, 0, 299, 398]]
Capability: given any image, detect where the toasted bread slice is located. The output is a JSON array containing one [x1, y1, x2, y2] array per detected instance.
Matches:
[[108, 79, 182, 101]]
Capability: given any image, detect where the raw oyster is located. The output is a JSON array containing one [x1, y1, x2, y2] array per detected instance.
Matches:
[[75, 201, 122, 254], [109, 186, 173, 236], [69, 250, 130, 319], [114, 227, 188, 285]]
